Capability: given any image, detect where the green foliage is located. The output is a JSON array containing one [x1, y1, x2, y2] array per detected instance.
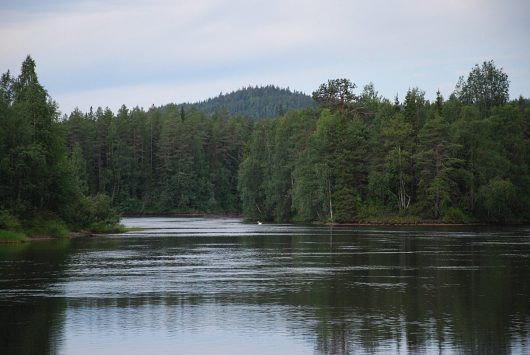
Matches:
[[292, 150, 327, 222], [239, 61, 529, 224], [0, 57, 122, 236], [0, 210, 27, 241], [239, 110, 317, 222], [63, 193, 121, 232], [24, 213, 70, 238], [379, 113, 414, 211], [85, 194, 120, 227], [312, 79, 358, 114], [62, 101, 253, 215], [2, 56, 527, 228], [356, 211, 422, 225], [0, 210, 22, 231], [178, 85, 315, 119], [367, 171, 391, 207], [442, 207, 470, 224], [0, 230, 27, 242], [403, 88, 427, 131], [0, 55, 72, 214], [456, 60, 509, 117], [69, 144, 88, 194], [477, 178, 517, 222], [415, 115, 462, 218]]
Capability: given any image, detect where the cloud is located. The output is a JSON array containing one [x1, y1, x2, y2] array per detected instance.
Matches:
[[52, 63, 336, 114], [1, 0, 529, 113]]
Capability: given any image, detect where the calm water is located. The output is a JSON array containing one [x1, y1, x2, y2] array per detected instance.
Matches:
[[1, 218, 529, 354]]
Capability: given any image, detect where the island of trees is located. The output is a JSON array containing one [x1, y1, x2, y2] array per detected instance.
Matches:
[[1, 56, 529, 241]]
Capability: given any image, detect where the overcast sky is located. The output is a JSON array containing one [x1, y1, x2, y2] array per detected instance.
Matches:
[[1, 0, 529, 114]]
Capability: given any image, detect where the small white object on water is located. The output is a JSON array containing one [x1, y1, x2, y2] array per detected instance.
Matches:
[[257, 221, 262, 225]]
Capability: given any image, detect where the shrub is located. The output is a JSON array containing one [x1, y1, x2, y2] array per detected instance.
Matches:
[[25, 213, 70, 238], [0, 210, 22, 231], [477, 178, 516, 222], [62, 193, 122, 232], [85, 194, 122, 233], [0, 230, 27, 242], [86, 194, 119, 222], [442, 207, 470, 224]]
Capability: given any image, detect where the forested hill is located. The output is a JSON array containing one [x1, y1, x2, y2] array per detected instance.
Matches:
[[178, 85, 315, 119], [2, 57, 529, 234]]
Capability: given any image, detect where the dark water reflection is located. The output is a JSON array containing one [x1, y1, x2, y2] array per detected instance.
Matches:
[[1, 218, 529, 354]]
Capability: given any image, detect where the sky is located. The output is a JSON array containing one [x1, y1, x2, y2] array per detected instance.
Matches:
[[1, 0, 529, 115]]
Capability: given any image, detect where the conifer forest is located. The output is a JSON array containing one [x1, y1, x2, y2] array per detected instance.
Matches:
[[1, 57, 529, 237]]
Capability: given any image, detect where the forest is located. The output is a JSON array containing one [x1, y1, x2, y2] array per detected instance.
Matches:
[[0, 56, 121, 240], [240, 71, 530, 223], [178, 85, 315, 119], [1, 56, 529, 241]]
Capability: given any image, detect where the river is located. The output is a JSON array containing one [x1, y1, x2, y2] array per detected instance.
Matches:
[[1, 217, 529, 354]]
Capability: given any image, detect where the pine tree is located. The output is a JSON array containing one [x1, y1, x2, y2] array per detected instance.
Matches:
[[415, 115, 461, 218]]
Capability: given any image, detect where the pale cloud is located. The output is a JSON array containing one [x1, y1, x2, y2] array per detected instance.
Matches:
[[1, 0, 528, 113], [53, 63, 336, 115]]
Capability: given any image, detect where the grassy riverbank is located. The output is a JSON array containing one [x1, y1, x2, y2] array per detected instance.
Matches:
[[0, 230, 28, 243], [0, 209, 125, 243]]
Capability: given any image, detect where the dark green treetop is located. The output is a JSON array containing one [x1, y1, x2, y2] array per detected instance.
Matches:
[[456, 60, 509, 116], [312, 78, 358, 114]]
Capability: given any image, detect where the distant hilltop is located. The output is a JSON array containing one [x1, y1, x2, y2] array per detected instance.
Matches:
[[169, 85, 316, 119]]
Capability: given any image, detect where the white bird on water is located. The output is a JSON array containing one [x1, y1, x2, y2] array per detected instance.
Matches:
[[257, 221, 262, 225]]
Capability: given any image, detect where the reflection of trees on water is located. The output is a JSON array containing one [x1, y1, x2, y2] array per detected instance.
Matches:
[[67, 231, 529, 354], [0, 229, 529, 354], [0, 299, 66, 355], [236, 231, 530, 354], [0, 241, 71, 355]]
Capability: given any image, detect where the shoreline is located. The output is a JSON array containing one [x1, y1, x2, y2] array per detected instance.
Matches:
[[2, 219, 526, 244], [122, 214, 526, 227], [121, 212, 244, 218], [1, 228, 126, 244], [325, 222, 488, 227]]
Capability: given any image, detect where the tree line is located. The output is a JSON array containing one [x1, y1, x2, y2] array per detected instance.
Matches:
[[1, 57, 529, 238], [0, 56, 121, 239], [179, 85, 315, 119], [63, 104, 253, 213], [240, 63, 530, 223]]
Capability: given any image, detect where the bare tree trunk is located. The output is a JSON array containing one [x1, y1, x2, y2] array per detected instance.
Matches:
[[397, 146, 409, 210], [328, 176, 333, 222], [255, 202, 263, 220]]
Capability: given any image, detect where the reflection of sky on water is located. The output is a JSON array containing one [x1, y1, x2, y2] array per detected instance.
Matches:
[[1, 217, 529, 354], [61, 302, 463, 355]]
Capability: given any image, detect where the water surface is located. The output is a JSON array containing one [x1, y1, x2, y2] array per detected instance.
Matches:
[[1, 218, 529, 354]]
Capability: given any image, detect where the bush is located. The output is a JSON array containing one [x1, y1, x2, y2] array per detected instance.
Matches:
[[82, 194, 123, 233], [63, 193, 122, 233], [86, 194, 120, 223], [117, 198, 143, 213], [0, 230, 27, 242], [442, 207, 470, 224], [0, 210, 22, 231], [25, 213, 70, 238], [477, 178, 516, 222]]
